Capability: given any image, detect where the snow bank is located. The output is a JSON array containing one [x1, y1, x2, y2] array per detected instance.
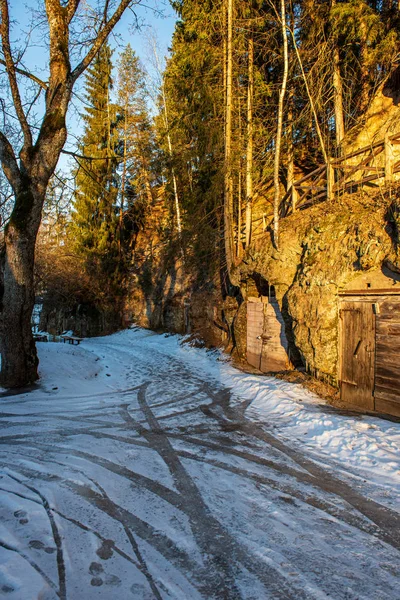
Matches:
[[82, 328, 400, 496], [28, 328, 400, 499]]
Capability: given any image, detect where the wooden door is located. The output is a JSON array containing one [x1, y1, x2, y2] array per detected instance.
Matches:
[[247, 298, 290, 372], [260, 298, 290, 372], [247, 299, 264, 370], [339, 301, 375, 410]]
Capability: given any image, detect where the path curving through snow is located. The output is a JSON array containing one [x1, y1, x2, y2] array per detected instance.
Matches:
[[0, 328, 399, 599]]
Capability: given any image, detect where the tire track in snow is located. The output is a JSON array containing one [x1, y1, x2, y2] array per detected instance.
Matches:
[[0, 540, 59, 595], [5, 471, 67, 600], [3, 461, 205, 589], [201, 385, 400, 551], [125, 382, 312, 600]]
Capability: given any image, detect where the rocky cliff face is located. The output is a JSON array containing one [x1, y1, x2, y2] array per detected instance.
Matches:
[[240, 191, 400, 382], [125, 186, 400, 387]]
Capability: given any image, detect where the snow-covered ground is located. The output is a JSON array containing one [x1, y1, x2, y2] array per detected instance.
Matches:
[[0, 328, 399, 599]]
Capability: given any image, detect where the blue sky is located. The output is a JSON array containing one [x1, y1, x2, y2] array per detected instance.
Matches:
[[8, 1, 177, 170]]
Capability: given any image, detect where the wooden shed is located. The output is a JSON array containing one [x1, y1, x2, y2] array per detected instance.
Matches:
[[339, 268, 400, 417], [247, 296, 292, 372]]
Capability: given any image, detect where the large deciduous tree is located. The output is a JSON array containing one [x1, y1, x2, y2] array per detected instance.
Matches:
[[0, 0, 139, 388]]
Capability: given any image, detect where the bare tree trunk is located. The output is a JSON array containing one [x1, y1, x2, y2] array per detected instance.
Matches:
[[1, 189, 42, 386], [151, 44, 182, 238], [163, 93, 182, 237], [245, 35, 254, 249], [359, 21, 370, 113], [331, 1, 344, 149], [0, 0, 134, 387], [273, 0, 289, 248], [120, 101, 128, 227], [224, 0, 235, 273], [237, 157, 242, 259], [333, 48, 345, 148], [290, 28, 327, 163], [287, 87, 294, 192]]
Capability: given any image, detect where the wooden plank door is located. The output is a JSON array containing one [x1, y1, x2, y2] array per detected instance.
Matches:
[[260, 299, 290, 372], [374, 299, 400, 417], [339, 301, 375, 410], [247, 300, 264, 369]]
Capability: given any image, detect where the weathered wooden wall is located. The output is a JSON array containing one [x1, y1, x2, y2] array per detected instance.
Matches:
[[339, 292, 400, 417], [247, 297, 291, 372], [375, 298, 400, 417]]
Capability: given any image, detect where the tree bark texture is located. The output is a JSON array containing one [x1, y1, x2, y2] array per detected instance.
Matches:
[[273, 0, 289, 249], [333, 46, 345, 149], [245, 36, 254, 249], [224, 0, 235, 274], [0, 0, 133, 387]]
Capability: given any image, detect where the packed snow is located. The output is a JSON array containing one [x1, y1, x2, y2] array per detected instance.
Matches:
[[0, 327, 399, 599]]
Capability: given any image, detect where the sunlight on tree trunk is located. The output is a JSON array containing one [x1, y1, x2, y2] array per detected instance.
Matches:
[[245, 36, 254, 249], [0, 0, 136, 388], [224, 0, 235, 274], [273, 0, 289, 249]]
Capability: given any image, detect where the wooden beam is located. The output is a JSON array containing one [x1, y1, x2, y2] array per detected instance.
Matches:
[[327, 159, 334, 201], [385, 133, 394, 184]]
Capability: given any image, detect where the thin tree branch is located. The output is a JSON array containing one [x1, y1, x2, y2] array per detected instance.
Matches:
[[0, 0, 33, 149], [66, 0, 81, 25], [70, 0, 137, 83], [288, 26, 327, 163], [63, 149, 117, 163], [0, 59, 48, 89]]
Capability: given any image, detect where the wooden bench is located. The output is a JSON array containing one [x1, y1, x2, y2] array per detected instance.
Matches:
[[33, 333, 48, 342], [60, 335, 83, 345]]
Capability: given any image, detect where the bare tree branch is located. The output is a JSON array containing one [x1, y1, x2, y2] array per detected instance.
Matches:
[[0, 59, 48, 89], [71, 0, 135, 82], [66, 0, 81, 25], [0, 0, 33, 150], [0, 131, 21, 189]]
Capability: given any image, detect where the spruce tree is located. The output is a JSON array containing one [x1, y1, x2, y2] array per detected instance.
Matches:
[[117, 45, 156, 222], [69, 43, 120, 286]]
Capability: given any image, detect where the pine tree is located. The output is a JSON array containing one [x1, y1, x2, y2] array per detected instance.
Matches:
[[69, 43, 120, 286], [117, 45, 156, 228]]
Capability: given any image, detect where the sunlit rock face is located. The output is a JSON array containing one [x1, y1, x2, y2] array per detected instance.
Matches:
[[242, 191, 400, 383], [124, 176, 400, 387]]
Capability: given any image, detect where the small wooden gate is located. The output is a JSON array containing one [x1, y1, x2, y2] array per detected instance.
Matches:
[[339, 291, 400, 417], [339, 301, 375, 411], [247, 297, 291, 372]]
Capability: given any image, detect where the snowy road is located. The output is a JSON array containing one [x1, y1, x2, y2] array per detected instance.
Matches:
[[0, 329, 399, 599]]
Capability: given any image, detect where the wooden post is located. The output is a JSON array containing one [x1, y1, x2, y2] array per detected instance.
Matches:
[[327, 158, 335, 201], [291, 185, 298, 212], [385, 134, 394, 184]]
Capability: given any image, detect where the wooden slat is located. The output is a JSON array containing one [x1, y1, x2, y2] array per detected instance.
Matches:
[[375, 360, 400, 380], [375, 386, 400, 404], [376, 354, 400, 372], [376, 337, 400, 351], [332, 140, 383, 163], [339, 301, 375, 411], [297, 191, 327, 207], [375, 375, 400, 394], [375, 396, 400, 417], [293, 165, 325, 187], [377, 299, 400, 315], [296, 185, 326, 192], [376, 321, 400, 335], [339, 289, 400, 296]]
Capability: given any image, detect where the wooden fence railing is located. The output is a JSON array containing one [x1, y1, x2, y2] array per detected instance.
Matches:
[[279, 131, 400, 218]]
